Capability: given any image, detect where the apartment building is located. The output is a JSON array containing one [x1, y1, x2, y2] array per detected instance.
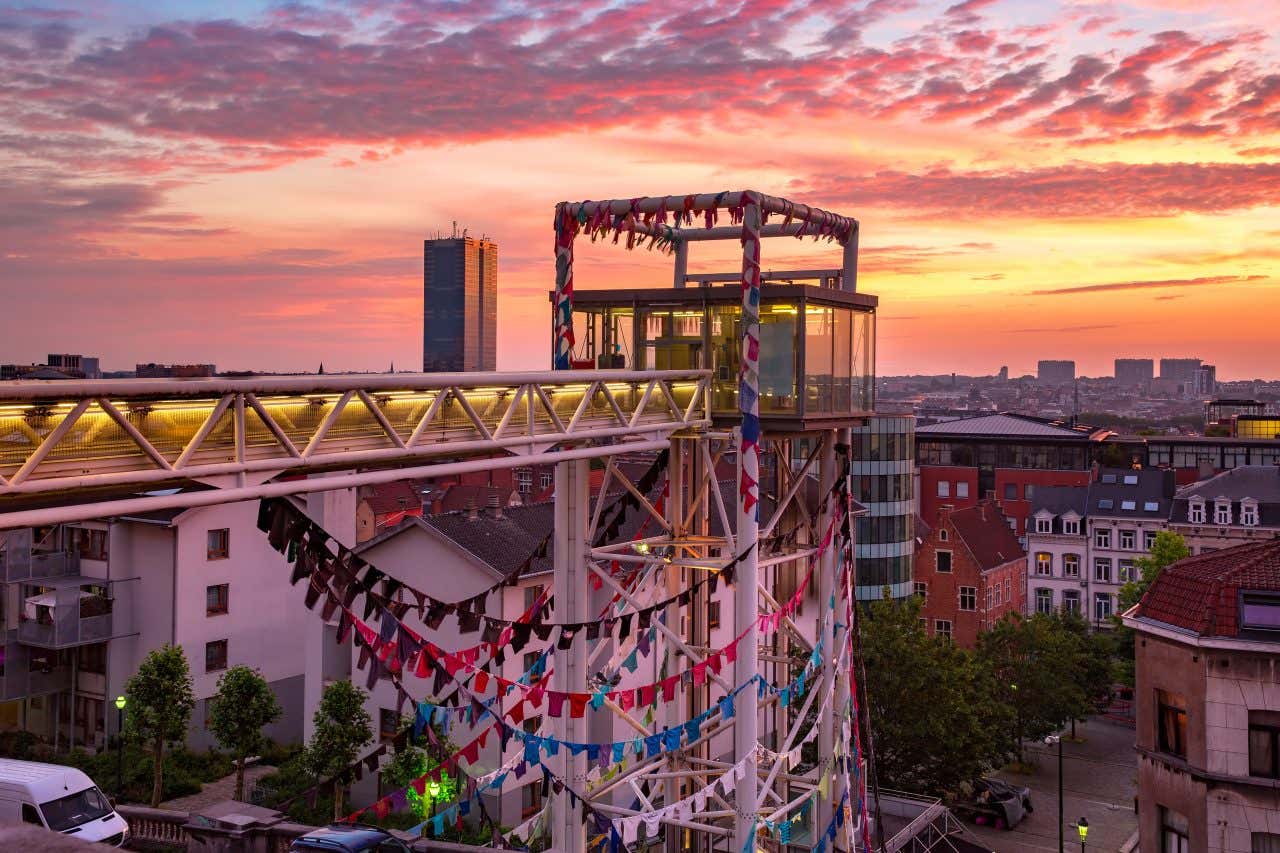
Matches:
[[0, 499, 310, 751], [914, 500, 1026, 647], [1025, 486, 1088, 618], [1123, 539, 1280, 853], [1168, 466, 1280, 556]]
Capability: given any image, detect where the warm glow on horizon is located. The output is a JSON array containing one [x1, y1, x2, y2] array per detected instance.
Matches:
[[1, 0, 1277, 379]]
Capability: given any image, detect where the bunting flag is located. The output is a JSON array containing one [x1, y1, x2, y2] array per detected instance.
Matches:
[[737, 191, 762, 519], [553, 202, 577, 370]]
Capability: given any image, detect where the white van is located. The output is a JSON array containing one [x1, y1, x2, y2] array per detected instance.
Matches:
[[0, 759, 129, 846]]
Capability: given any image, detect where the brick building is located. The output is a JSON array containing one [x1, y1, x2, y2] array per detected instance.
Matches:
[[1123, 539, 1280, 853], [914, 499, 1027, 647]]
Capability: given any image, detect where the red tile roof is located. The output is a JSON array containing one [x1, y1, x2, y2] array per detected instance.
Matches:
[[363, 480, 422, 515], [1134, 539, 1280, 638], [948, 500, 1025, 571]]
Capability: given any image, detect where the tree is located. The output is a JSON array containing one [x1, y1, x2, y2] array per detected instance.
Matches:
[[977, 613, 1087, 761], [124, 644, 196, 806], [305, 680, 373, 822], [208, 666, 283, 801], [1119, 530, 1190, 611], [380, 718, 458, 824], [860, 594, 1012, 795]]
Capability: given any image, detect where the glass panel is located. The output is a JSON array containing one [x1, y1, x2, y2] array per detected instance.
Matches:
[[709, 305, 740, 412], [758, 305, 797, 414], [804, 305, 833, 413], [834, 309, 852, 411]]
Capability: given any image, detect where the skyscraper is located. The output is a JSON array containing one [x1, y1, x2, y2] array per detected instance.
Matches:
[[1159, 357, 1201, 384], [1037, 359, 1075, 385], [1115, 358, 1154, 388], [423, 236, 498, 372]]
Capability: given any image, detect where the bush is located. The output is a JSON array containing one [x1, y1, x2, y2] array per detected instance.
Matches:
[[49, 745, 232, 805], [254, 753, 334, 826]]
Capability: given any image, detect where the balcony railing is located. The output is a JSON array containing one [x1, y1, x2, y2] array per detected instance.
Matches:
[[0, 636, 73, 700], [1, 530, 81, 583], [17, 584, 113, 649]]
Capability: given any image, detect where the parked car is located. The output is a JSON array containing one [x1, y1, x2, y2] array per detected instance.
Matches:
[[953, 777, 1033, 830], [290, 824, 413, 852], [0, 758, 129, 846]]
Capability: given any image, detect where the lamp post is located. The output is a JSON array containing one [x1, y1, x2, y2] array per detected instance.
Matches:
[[113, 696, 127, 799], [1046, 735, 1063, 853], [427, 780, 441, 823], [1077, 816, 1089, 853]]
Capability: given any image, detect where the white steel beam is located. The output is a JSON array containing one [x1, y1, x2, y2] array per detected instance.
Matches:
[[551, 459, 589, 850]]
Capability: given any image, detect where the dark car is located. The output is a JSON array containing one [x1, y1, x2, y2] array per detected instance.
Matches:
[[954, 778, 1034, 830], [290, 824, 413, 853]]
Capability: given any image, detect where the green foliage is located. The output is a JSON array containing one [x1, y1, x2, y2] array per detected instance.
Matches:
[[255, 752, 335, 826], [62, 745, 231, 804], [860, 595, 1013, 796], [124, 644, 196, 806], [208, 666, 283, 801], [1118, 530, 1190, 611], [377, 721, 457, 821], [305, 680, 373, 821]]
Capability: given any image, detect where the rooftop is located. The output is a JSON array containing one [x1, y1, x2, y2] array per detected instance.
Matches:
[[1131, 539, 1280, 639], [916, 412, 1109, 441], [947, 500, 1025, 571], [1087, 467, 1175, 519], [1030, 485, 1088, 518], [1177, 465, 1280, 503]]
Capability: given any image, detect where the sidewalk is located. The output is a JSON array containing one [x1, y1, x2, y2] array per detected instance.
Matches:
[[965, 717, 1137, 852], [160, 764, 277, 812]]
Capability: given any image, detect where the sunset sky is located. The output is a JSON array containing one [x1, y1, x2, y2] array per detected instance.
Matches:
[[2, 0, 1277, 379]]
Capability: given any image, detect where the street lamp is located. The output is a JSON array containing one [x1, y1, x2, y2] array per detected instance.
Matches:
[[113, 696, 127, 799], [427, 780, 441, 822], [1046, 735, 1063, 853], [1077, 816, 1089, 853]]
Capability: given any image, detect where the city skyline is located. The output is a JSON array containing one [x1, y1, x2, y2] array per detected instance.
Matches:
[[1, 1, 1277, 379]]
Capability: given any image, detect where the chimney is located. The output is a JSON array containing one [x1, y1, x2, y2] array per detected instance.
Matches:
[[488, 492, 504, 519], [466, 499, 478, 521]]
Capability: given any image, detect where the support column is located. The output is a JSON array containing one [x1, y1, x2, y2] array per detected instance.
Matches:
[[552, 459, 589, 850], [842, 224, 859, 293], [672, 240, 689, 289], [303, 476, 357, 741], [553, 203, 578, 370], [816, 432, 837, 838], [665, 437, 686, 853]]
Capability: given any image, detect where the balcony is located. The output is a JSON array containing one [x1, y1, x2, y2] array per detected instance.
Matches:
[[17, 579, 114, 649], [0, 634, 73, 701], [1, 529, 81, 583]]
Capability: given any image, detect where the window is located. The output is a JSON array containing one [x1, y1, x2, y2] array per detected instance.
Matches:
[[707, 600, 721, 630], [1008, 517, 1017, 533], [1003, 483, 1017, 500], [1102, 473, 1117, 484], [515, 469, 532, 494], [1156, 690, 1187, 758], [1094, 592, 1113, 622], [936, 551, 952, 573], [1123, 474, 1138, 485], [205, 640, 228, 673], [986, 587, 993, 609], [77, 643, 106, 675], [1063, 554, 1080, 578], [379, 708, 399, 742], [939, 528, 948, 542], [67, 528, 108, 561], [1248, 711, 1280, 778], [523, 652, 543, 683], [934, 619, 952, 640], [1035, 588, 1053, 614], [21, 804, 41, 825], [1062, 589, 1080, 614], [959, 587, 976, 611], [994, 583, 1003, 606], [1121, 500, 1136, 511], [1241, 593, 1280, 632], [1098, 499, 1114, 510], [1095, 528, 1111, 549], [1094, 558, 1112, 582], [521, 782, 543, 819], [1189, 498, 1205, 524], [1252, 833, 1280, 853], [937, 480, 950, 498], [1215, 500, 1232, 525], [1035, 517, 1051, 534], [1145, 530, 1157, 550], [1160, 806, 1189, 853], [914, 582, 927, 599], [1120, 529, 1136, 550], [1024, 484, 1035, 500], [956, 482, 969, 499], [1144, 501, 1160, 512], [206, 584, 229, 616], [524, 584, 545, 611], [206, 529, 230, 560], [1035, 553, 1052, 576], [1119, 560, 1136, 583], [1243, 501, 1260, 526], [1004, 578, 1010, 602], [1063, 518, 1080, 536], [539, 471, 553, 490]]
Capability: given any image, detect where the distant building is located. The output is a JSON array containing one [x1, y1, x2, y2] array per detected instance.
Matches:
[[135, 363, 216, 378], [1206, 399, 1266, 430], [1037, 360, 1076, 385], [1123, 539, 1280, 853], [1195, 364, 1217, 398], [1233, 415, 1280, 440], [46, 354, 100, 379], [914, 499, 1026, 647], [1115, 358, 1154, 389], [1160, 357, 1202, 397], [998, 366, 1009, 381], [423, 236, 497, 372]]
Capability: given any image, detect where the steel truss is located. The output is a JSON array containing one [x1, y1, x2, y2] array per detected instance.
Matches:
[[0, 370, 709, 528]]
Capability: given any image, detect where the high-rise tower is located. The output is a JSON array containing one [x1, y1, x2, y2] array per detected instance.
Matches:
[[423, 236, 498, 372]]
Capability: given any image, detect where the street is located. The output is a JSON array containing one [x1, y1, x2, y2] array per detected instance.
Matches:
[[964, 717, 1138, 853]]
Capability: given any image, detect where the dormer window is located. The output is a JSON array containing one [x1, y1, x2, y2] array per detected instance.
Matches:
[[1242, 499, 1259, 527], [1063, 517, 1080, 536], [1188, 498, 1205, 524], [1035, 516, 1052, 534], [1214, 498, 1232, 526]]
